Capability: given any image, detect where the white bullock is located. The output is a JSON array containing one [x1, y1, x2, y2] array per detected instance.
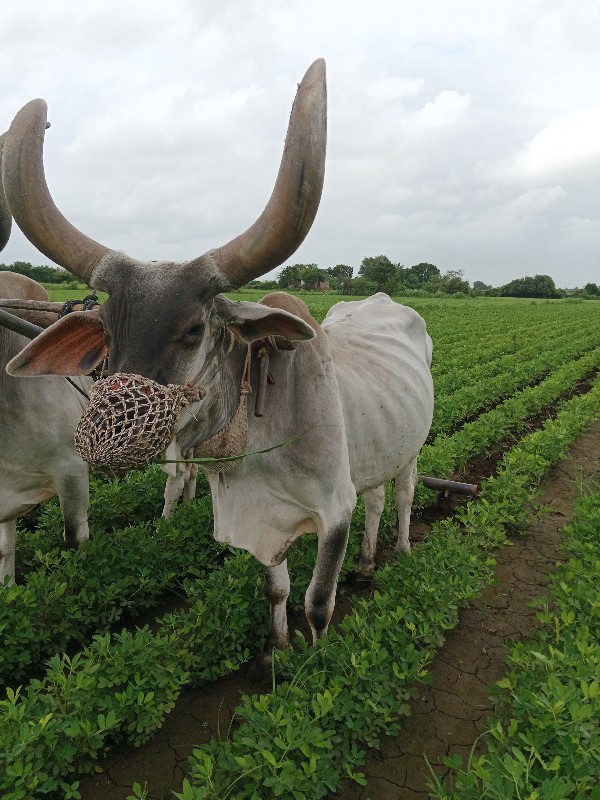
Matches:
[[0, 272, 91, 583], [2, 61, 434, 655]]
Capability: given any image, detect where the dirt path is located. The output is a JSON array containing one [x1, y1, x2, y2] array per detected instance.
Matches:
[[334, 418, 600, 800], [79, 419, 600, 800]]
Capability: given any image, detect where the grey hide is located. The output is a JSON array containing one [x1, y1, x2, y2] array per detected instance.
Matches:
[[0, 272, 91, 583]]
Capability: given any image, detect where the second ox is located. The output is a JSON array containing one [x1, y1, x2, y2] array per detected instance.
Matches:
[[0, 132, 90, 583], [3, 60, 434, 654]]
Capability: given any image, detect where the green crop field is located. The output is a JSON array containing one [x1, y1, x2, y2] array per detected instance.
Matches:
[[2, 293, 599, 800]]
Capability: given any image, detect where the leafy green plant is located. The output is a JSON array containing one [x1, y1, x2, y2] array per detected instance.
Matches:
[[4, 298, 600, 799], [430, 491, 600, 799], [174, 377, 600, 800], [1, 498, 219, 686]]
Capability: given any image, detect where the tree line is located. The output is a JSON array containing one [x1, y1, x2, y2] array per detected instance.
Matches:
[[2, 257, 598, 300], [266, 255, 598, 299], [0, 261, 80, 286]]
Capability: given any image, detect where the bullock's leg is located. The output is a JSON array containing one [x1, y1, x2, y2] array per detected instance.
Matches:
[[182, 464, 198, 504], [57, 473, 90, 550], [0, 521, 16, 585], [163, 454, 196, 518], [249, 560, 291, 679], [263, 560, 291, 651], [358, 484, 385, 579], [162, 470, 186, 519], [305, 517, 350, 643], [394, 459, 418, 554]]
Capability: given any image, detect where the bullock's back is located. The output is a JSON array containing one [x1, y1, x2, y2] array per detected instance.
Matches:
[[322, 293, 434, 492], [323, 292, 432, 368]]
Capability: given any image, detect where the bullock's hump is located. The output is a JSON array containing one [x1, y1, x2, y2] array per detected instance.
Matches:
[[0, 271, 49, 301], [323, 293, 428, 342], [258, 291, 319, 331]]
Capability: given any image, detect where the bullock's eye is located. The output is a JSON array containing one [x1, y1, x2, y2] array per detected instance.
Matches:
[[181, 324, 205, 344]]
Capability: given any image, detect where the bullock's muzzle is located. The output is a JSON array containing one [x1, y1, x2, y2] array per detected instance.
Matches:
[[74, 373, 202, 472]]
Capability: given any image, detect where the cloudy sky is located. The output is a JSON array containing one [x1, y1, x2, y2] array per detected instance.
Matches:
[[1, 0, 599, 288]]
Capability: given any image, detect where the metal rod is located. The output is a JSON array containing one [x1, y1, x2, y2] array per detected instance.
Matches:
[[418, 475, 479, 497], [0, 307, 43, 339], [0, 308, 58, 327]]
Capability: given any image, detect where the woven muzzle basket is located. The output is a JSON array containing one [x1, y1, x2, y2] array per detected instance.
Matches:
[[74, 373, 197, 472]]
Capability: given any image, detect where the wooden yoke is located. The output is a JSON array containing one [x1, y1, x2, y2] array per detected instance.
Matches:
[[0, 307, 43, 339], [0, 298, 100, 328]]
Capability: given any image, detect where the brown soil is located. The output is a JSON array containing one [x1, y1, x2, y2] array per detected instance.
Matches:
[[78, 419, 600, 800]]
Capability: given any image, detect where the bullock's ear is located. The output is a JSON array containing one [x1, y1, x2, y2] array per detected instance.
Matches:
[[6, 311, 107, 377], [211, 295, 316, 343]]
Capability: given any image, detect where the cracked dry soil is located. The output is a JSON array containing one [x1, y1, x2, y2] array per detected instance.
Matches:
[[79, 419, 600, 800]]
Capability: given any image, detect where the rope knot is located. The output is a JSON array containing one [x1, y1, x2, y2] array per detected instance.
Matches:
[[182, 384, 206, 403]]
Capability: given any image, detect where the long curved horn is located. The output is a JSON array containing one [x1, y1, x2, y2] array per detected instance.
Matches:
[[3, 60, 326, 286], [203, 58, 327, 289], [2, 100, 111, 282], [0, 133, 12, 252]]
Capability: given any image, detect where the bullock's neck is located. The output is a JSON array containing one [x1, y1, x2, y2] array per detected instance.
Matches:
[[176, 332, 247, 451]]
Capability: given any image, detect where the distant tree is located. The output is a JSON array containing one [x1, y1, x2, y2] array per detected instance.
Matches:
[[439, 269, 471, 294], [277, 263, 328, 291], [327, 264, 353, 280], [278, 264, 304, 289], [501, 274, 559, 299], [358, 255, 404, 294], [349, 276, 378, 296], [243, 279, 278, 290], [472, 280, 492, 294], [406, 262, 440, 287], [0, 261, 75, 284], [584, 282, 599, 296], [325, 265, 353, 292], [300, 264, 328, 290]]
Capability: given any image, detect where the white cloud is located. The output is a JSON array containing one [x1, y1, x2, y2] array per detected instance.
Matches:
[[485, 104, 600, 186], [513, 105, 600, 181], [562, 216, 600, 244], [407, 90, 472, 132], [366, 75, 424, 107]]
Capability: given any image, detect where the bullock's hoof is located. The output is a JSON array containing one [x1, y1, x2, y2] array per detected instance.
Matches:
[[356, 560, 375, 583], [354, 570, 374, 587], [246, 653, 276, 684]]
